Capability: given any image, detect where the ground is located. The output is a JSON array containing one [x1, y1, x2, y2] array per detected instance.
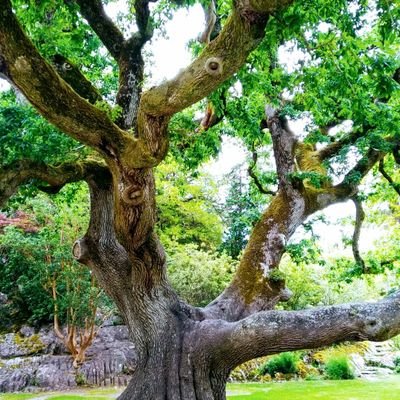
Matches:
[[2, 378, 400, 400]]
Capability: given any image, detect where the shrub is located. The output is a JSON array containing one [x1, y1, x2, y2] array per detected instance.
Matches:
[[394, 356, 400, 373], [324, 356, 355, 380], [259, 352, 299, 377], [394, 356, 400, 367]]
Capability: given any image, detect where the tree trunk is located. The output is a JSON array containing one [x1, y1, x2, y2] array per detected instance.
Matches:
[[117, 306, 229, 400]]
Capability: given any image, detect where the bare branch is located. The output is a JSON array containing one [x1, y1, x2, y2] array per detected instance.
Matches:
[[216, 294, 400, 368], [199, 0, 218, 44], [0, 159, 108, 208], [318, 148, 387, 209], [379, 159, 400, 196], [74, 0, 153, 129], [351, 197, 366, 272]]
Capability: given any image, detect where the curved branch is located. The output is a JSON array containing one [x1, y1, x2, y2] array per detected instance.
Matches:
[[0, 1, 132, 158], [351, 197, 366, 272], [216, 293, 400, 369], [0, 159, 108, 208], [248, 148, 276, 195], [115, 0, 154, 129], [379, 159, 400, 196], [139, 0, 294, 118], [74, 0, 153, 129], [313, 148, 387, 211]]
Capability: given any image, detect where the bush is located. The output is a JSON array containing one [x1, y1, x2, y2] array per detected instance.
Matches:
[[259, 352, 299, 377], [324, 356, 355, 380]]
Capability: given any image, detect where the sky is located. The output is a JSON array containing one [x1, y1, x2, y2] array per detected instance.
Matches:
[[0, 2, 384, 255]]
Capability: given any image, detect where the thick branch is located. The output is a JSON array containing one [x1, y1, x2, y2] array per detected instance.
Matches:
[[0, 1, 137, 160], [139, 0, 295, 118], [265, 106, 297, 188], [0, 159, 108, 208], [75, 0, 125, 60], [75, 0, 153, 129], [115, 0, 153, 129], [205, 141, 386, 322], [217, 293, 400, 368], [310, 148, 387, 212], [52, 54, 102, 104], [334, 148, 385, 196]]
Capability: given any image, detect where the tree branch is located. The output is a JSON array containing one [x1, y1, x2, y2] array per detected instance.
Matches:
[[115, 0, 154, 129], [318, 129, 364, 161], [52, 54, 102, 104], [74, 0, 125, 60], [0, 159, 108, 208], [216, 293, 400, 369], [351, 196, 366, 272], [379, 159, 400, 196], [0, 0, 133, 158], [310, 148, 387, 212], [248, 148, 276, 195], [265, 106, 297, 188], [139, 0, 294, 118]]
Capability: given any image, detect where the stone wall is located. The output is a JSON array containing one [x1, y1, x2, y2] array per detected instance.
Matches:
[[0, 323, 137, 392]]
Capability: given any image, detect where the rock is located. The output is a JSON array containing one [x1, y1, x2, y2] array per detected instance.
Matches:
[[19, 326, 35, 338], [34, 357, 77, 389], [0, 369, 33, 392], [0, 324, 137, 392]]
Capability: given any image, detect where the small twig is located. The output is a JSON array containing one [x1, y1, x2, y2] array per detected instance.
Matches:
[[247, 148, 276, 196]]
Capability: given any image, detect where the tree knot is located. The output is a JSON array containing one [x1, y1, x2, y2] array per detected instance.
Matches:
[[121, 169, 145, 206], [205, 57, 223, 76]]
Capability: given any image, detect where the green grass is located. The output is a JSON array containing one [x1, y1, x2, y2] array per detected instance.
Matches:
[[227, 377, 400, 399], [1, 378, 400, 399]]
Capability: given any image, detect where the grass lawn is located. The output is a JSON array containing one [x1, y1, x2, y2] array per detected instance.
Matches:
[[1, 378, 400, 399], [227, 377, 400, 399]]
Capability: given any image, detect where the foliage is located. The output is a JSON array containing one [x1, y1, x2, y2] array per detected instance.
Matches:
[[0, 186, 109, 328], [218, 166, 267, 258], [166, 241, 236, 307], [324, 355, 355, 380], [0, 95, 89, 168], [279, 259, 327, 310], [155, 160, 223, 250], [258, 352, 299, 377]]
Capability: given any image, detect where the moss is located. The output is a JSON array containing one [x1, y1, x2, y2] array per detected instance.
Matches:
[[269, 269, 286, 283], [14, 333, 45, 354]]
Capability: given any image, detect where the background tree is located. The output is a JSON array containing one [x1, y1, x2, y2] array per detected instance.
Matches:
[[0, 0, 400, 399]]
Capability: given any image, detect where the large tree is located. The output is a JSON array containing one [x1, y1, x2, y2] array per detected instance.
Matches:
[[1, 0, 400, 398]]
